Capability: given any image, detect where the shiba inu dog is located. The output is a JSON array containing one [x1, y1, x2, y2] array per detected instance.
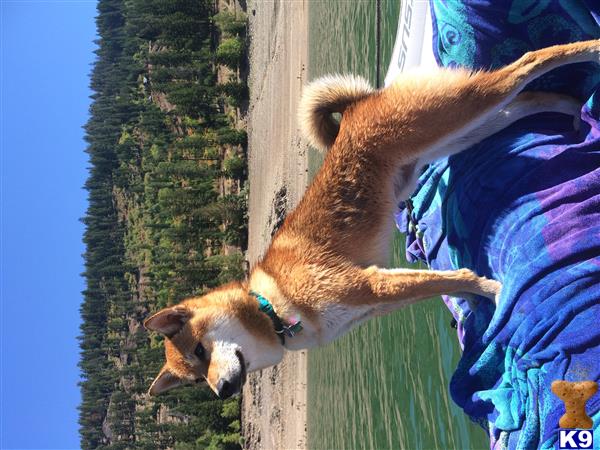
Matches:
[[145, 40, 599, 399]]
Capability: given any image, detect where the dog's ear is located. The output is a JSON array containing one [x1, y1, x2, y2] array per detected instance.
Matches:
[[144, 305, 190, 338], [148, 366, 183, 396]]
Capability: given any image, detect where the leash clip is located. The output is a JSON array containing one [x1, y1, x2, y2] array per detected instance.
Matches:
[[281, 317, 303, 337]]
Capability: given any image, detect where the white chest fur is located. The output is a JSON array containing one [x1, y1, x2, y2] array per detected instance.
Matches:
[[283, 303, 375, 350], [318, 303, 375, 344]]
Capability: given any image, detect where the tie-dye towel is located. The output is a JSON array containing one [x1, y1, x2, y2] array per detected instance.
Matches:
[[396, 1, 600, 448]]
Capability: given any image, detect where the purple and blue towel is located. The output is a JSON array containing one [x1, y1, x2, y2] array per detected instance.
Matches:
[[396, 1, 600, 448]]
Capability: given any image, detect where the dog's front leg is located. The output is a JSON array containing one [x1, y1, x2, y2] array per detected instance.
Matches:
[[362, 267, 501, 309]]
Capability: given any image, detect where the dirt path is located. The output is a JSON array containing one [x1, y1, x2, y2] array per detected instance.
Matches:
[[242, 1, 309, 449]]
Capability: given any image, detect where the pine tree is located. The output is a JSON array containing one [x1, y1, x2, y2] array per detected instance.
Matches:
[[80, 0, 248, 447]]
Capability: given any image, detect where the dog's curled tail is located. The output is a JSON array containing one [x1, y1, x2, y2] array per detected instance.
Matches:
[[298, 74, 374, 151]]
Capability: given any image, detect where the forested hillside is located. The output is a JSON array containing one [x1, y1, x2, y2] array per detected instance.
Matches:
[[79, 0, 247, 448]]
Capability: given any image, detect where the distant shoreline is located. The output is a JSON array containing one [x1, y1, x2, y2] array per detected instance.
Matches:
[[241, 0, 310, 449]]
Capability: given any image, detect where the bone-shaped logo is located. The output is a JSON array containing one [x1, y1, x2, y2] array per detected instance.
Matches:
[[551, 380, 598, 429]]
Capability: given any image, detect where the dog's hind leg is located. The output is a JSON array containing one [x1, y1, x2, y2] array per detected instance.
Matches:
[[362, 266, 501, 308], [383, 91, 582, 249], [416, 41, 598, 161], [423, 91, 581, 164], [345, 40, 599, 166]]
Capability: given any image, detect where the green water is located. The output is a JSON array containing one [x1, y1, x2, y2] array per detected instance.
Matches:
[[306, 2, 489, 449]]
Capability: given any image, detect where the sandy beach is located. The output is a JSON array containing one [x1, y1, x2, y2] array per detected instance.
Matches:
[[242, 1, 310, 449]]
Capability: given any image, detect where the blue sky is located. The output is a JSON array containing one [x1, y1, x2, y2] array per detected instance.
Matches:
[[1, 1, 97, 448]]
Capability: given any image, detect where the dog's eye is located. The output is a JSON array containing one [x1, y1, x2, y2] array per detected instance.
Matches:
[[194, 343, 205, 360]]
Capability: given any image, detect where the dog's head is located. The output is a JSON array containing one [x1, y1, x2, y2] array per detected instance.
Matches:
[[144, 282, 284, 398]]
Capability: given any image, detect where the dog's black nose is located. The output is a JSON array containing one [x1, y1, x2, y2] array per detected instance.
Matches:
[[216, 379, 234, 399]]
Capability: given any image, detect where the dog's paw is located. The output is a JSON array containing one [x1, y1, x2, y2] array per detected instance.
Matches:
[[579, 39, 600, 65], [461, 278, 501, 310], [477, 277, 502, 304], [488, 280, 502, 306]]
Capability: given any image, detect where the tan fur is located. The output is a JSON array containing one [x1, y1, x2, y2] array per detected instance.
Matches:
[[298, 74, 374, 151], [145, 40, 600, 398]]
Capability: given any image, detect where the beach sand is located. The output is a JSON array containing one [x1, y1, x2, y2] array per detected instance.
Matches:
[[242, 1, 309, 449]]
